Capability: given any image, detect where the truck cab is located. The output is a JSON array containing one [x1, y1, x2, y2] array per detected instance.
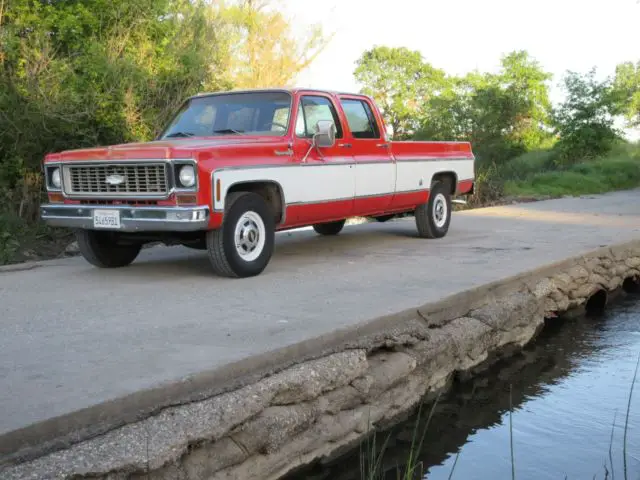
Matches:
[[41, 88, 475, 277]]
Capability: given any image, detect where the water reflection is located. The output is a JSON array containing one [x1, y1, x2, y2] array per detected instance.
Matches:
[[287, 294, 640, 480]]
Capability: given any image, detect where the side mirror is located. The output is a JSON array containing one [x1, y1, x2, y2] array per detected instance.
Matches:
[[314, 120, 336, 148]]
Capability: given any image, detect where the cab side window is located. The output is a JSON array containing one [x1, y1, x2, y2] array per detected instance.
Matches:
[[340, 99, 380, 139], [295, 95, 343, 139]]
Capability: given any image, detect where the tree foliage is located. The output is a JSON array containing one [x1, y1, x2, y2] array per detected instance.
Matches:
[[353, 46, 446, 139], [218, 0, 330, 89], [411, 50, 554, 163], [552, 69, 620, 164], [0, 0, 329, 220], [612, 61, 640, 128]]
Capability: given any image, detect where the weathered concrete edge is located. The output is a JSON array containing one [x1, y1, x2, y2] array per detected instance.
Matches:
[[2, 239, 639, 467]]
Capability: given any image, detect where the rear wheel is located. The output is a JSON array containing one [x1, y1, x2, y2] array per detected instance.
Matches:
[[415, 180, 451, 238], [313, 219, 346, 236], [76, 230, 142, 268], [206, 192, 275, 278]]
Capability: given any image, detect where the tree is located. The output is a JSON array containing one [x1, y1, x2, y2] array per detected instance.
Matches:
[[552, 69, 620, 164], [216, 0, 330, 89], [415, 50, 553, 164], [497, 50, 553, 150], [612, 60, 640, 128], [0, 0, 327, 223], [353, 46, 446, 139]]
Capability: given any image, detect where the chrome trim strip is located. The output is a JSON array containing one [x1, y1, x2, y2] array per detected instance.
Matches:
[[210, 157, 473, 172], [286, 196, 353, 206], [40, 204, 210, 232]]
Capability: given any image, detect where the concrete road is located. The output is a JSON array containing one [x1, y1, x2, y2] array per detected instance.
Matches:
[[1, 190, 639, 437]]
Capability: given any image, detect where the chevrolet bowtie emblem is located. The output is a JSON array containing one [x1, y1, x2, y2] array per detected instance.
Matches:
[[105, 174, 126, 186]]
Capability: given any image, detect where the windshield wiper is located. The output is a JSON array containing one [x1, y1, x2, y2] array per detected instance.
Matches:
[[165, 131, 194, 138], [212, 129, 244, 135]]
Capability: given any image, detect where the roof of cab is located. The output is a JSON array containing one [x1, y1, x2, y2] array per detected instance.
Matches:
[[190, 87, 369, 100]]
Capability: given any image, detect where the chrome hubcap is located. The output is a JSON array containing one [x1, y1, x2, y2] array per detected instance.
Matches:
[[433, 193, 447, 228], [234, 211, 265, 262]]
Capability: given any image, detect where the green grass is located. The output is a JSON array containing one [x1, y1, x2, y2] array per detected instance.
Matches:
[[502, 143, 640, 198]]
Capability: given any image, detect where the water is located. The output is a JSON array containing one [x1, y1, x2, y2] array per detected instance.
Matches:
[[288, 293, 640, 480]]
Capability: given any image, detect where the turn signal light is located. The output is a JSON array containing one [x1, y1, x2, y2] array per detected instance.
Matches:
[[176, 194, 197, 205], [48, 192, 64, 203], [216, 179, 221, 202]]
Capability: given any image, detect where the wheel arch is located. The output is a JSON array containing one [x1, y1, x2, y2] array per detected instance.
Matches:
[[431, 171, 458, 195], [224, 180, 286, 225]]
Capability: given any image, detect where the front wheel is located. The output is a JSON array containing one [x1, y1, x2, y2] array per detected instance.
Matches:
[[415, 180, 452, 238], [206, 192, 275, 278], [76, 230, 142, 268], [313, 219, 346, 236]]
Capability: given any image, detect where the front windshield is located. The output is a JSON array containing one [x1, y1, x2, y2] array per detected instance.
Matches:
[[159, 91, 292, 139]]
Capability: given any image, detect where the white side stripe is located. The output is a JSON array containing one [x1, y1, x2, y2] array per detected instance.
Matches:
[[212, 159, 474, 210]]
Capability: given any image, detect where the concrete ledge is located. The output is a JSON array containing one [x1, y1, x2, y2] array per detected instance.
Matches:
[[2, 240, 639, 479]]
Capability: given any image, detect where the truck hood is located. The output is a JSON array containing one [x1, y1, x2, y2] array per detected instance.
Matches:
[[48, 137, 286, 162]]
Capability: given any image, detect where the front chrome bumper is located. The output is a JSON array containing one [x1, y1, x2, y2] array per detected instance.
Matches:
[[40, 204, 210, 232]]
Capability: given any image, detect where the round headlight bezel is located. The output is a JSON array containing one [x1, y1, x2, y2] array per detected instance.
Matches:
[[178, 165, 196, 188], [51, 167, 62, 189]]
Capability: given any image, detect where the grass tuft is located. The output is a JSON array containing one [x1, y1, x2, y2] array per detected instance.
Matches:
[[623, 353, 640, 480], [502, 144, 640, 198]]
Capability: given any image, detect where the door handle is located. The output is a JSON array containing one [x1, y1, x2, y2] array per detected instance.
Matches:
[[376, 143, 389, 148], [338, 143, 352, 148]]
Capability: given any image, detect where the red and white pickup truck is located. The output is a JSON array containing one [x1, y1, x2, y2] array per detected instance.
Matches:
[[40, 88, 475, 277]]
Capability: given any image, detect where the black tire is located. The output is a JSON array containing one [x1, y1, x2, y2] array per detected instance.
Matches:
[[313, 219, 346, 236], [415, 180, 452, 238], [206, 192, 275, 278], [76, 230, 142, 268]]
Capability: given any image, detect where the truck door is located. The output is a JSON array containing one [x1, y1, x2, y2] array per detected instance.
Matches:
[[338, 97, 395, 216], [290, 94, 356, 224]]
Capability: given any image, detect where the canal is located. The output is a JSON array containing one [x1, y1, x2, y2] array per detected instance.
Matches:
[[287, 291, 640, 480]]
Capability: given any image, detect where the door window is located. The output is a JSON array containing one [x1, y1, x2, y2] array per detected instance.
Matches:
[[295, 95, 343, 138], [340, 99, 380, 139]]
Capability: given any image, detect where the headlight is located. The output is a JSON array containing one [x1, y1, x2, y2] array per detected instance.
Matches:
[[178, 165, 196, 188], [51, 168, 61, 188]]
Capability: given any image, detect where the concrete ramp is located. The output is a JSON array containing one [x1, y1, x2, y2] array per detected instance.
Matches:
[[1, 189, 639, 479]]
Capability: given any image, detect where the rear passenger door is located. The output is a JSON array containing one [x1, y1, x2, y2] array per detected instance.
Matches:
[[339, 97, 395, 216]]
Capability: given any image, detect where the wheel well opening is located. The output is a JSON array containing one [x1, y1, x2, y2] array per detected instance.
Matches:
[[227, 182, 284, 224], [432, 172, 458, 195], [585, 289, 608, 315], [623, 276, 639, 294]]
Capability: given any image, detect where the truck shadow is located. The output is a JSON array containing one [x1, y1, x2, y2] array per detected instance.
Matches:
[[94, 201, 639, 279]]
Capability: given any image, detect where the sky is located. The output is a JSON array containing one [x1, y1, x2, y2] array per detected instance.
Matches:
[[277, 0, 639, 110]]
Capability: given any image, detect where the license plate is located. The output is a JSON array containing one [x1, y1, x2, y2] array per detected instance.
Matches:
[[93, 209, 121, 229]]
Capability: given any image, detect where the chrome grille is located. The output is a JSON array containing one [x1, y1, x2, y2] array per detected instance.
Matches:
[[64, 163, 169, 197]]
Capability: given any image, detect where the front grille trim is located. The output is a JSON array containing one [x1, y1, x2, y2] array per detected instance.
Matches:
[[62, 162, 171, 199]]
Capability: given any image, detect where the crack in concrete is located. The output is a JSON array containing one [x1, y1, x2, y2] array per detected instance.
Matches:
[[471, 316, 509, 333], [229, 436, 250, 458]]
